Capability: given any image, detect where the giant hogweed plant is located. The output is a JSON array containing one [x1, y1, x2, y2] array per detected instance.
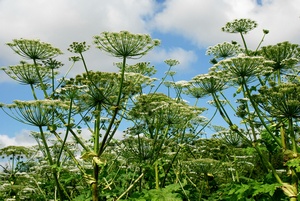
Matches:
[[187, 18, 300, 200], [1, 31, 205, 200]]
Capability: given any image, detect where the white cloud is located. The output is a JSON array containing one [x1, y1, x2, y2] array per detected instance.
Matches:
[[0, 127, 125, 149], [151, 0, 300, 48], [1, 0, 300, 147], [80, 127, 125, 141], [145, 47, 197, 71], [0, 129, 37, 148], [0, 0, 157, 78]]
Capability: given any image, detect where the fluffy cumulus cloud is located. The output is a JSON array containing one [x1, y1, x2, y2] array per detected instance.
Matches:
[[151, 0, 300, 48], [1, 0, 299, 78], [1, 0, 300, 147], [145, 47, 198, 71], [0, 0, 157, 76], [0, 129, 37, 148], [0, 127, 124, 149]]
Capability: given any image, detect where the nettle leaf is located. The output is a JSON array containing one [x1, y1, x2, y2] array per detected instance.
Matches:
[[236, 184, 250, 200], [252, 183, 281, 197], [140, 184, 182, 201], [165, 183, 181, 192], [228, 184, 250, 200], [286, 158, 300, 172]]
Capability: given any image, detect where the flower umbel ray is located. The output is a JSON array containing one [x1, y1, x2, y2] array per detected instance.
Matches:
[[93, 31, 160, 58], [1, 61, 52, 85], [0, 100, 69, 127]]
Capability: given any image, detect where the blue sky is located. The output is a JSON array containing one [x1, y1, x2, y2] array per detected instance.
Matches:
[[0, 0, 300, 147]]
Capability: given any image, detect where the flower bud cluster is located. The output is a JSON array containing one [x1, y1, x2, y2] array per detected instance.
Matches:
[[221, 18, 258, 34]]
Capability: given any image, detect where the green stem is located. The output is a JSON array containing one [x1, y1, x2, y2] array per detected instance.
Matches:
[[155, 162, 159, 189], [212, 91, 283, 184], [54, 61, 76, 90], [38, 126, 69, 201], [33, 59, 48, 98], [239, 32, 249, 55], [94, 103, 101, 153], [241, 82, 257, 141], [56, 98, 73, 165], [91, 103, 101, 201], [255, 33, 267, 53], [116, 173, 144, 201], [51, 68, 55, 94], [11, 153, 15, 176], [220, 91, 237, 113], [53, 110, 90, 152], [243, 82, 282, 147], [151, 65, 172, 95], [51, 130, 86, 174], [281, 125, 287, 150], [30, 84, 38, 100], [277, 69, 282, 84], [288, 118, 297, 153], [98, 56, 127, 156]]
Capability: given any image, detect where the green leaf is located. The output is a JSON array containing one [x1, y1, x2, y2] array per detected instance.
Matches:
[[286, 158, 300, 172], [252, 183, 281, 197], [235, 184, 250, 200]]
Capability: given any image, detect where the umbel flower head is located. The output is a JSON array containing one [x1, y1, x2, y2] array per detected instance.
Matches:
[[66, 71, 142, 111], [1, 61, 52, 85], [221, 18, 258, 34], [129, 93, 204, 133], [115, 62, 157, 77], [211, 55, 274, 84], [68, 41, 90, 54], [258, 41, 300, 73], [0, 100, 69, 127], [190, 74, 227, 96], [42, 58, 64, 70], [93, 31, 160, 58], [164, 59, 180, 67], [206, 41, 241, 59], [7, 39, 62, 60], [254, 83, 300, 119]]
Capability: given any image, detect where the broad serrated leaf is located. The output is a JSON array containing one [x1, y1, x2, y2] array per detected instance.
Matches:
[[286, 158, 300, 172], [252, 183, 281, 197]]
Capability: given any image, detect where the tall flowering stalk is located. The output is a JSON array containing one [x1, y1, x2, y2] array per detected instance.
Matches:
[[127, 93, 206, 189], [222, 19, 257, 55], [199, 18, 300, 200], [0, 100, 70, 200], [67, 31, 160, 201]]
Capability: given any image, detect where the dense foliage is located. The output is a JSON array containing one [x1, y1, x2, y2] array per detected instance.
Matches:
[[0, 19, 300, 200]]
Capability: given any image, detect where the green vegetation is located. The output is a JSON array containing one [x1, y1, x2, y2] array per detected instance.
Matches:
[[0, 19, 299, 200]]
